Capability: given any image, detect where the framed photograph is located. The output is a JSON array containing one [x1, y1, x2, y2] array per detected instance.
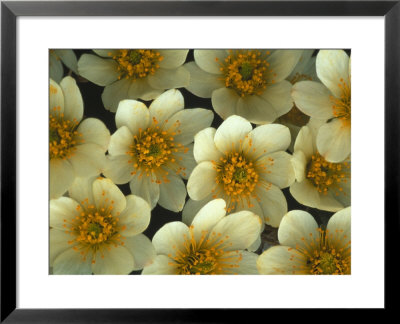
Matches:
[[1, 0, 397, 321]]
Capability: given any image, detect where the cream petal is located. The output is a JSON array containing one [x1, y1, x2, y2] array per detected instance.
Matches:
[[169, 143, 196, 180], [211, 87, 239, 120], [142, 255, 177, 274], [327, 207, 351, 249], [147, 66, 190, 89], [68, 143, 107, 177], [287, 49, 315, 81], [278, 210, 318, 250], [260, 80, 293, 117], [334, 177, 351, 207], [318, 191, 345, 212], [267, 50, 303, 82], [123, 234, 156, 270], [78, 118, 110, 151], [92, 177, 126, 216], [214, 115, 252, 153], [257, 246, 308, 275], [49, 229, 76, 266], [107, 126, 133, 156], [67, 176, 96, 205], [91, 245, 134, 275], [164, 108, 214, 145], [101, 78, 132, 113], [210, 210, 262, 251], [291, 81, 334, 119], [190, 198, 227, 242], [257, 184, 287, 227], [258, 151, 295, 189], [158, 49, 189, 69], [149, 89, 184, 124], [50, 197, 80, 230], [118, 195, 151, 236], [290, 179, 320, 209], [243, 123, 291, 159], [152, 221, 190, 256], [77, 54, 119, 86], [236, 95, 277, 125], [185, 62, 223, 98], [92, 49, 119, 58], [129, 172, 160, 210], [233, 251, 259, 274], [49, 54, 63, 83], [103, 154, 134, 185], [50, 158, 74, 199], [235, 196, 264, 221], [181, 196, 212, 226], [55, 49, 78, 74], [187, 161, 217, 201], [194, 49, 227, 74], [291, 150, 307, 182], [53, 248, 92, 275], [49, 79, 64, 113], [294, 125, 314, 161], [128, 78, 163, 101], [316, 119, 351, 163], [193, 127, 222, 163], [158, 175, 187, 212], [60, 76, 83, 122], [115, 100, 150, 135], [316, 50, 350, 98]]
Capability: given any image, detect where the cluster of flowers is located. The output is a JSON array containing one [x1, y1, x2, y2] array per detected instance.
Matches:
[[49, 49, 351, 275]]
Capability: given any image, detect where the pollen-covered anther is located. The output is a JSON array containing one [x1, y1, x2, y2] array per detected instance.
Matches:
[[111, 49, 163, 80], [219, 50, 271, 97], [49, 107, 83, 160], [306, 152, 350, 195], [331, 78, 351, 125]]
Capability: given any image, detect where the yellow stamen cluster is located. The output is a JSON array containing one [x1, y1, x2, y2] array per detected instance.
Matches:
[[111, 49, 163, 80], [331, 78, 351, 126], [306, 152, 350, 196], [49, 106, 83, 160], [127, 118, 188, 183], [169, 226, 242, 275], [212, 151, 273, 212], [287, 227, 351, 275], [63, 195, 126, 264], [219, 50, 272, 97]]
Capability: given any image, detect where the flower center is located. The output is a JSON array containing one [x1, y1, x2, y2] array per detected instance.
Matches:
[[111, 49, 163, 80], [127, 118, 189, 183], [169, 226, 242, 275], [219, 50, 273, 97], [49, 106, 83, 160], [63, 197, 126, 264], [306, 152, 350, 196], [331, 78, 351, 126], [211, 151, 273, 212], [287, 228, 351, 275]]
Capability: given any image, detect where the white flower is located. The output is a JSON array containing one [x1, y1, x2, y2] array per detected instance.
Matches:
[[103, 89, 213, 212], [77, 49, 190, 112], [290, 124, 350, 212], [257, 207, 351, 275], [277, 49, 319, 151], [185, 49, 303, 124], [49, 77, 110, 199], [292, 50, 351, 162], [50, 49, 78, 83], [50, 177, 155, 275], [142, 199, 262, 275], [184, 115, 295, 228]]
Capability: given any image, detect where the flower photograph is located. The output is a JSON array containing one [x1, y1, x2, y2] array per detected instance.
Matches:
[[49, 49, 351, 275]]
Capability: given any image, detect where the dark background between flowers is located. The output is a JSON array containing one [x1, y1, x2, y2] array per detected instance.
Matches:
[[53, 49, 340, 274]]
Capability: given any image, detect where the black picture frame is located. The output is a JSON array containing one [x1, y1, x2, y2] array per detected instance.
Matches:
[[1, 0, 397, 321]]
